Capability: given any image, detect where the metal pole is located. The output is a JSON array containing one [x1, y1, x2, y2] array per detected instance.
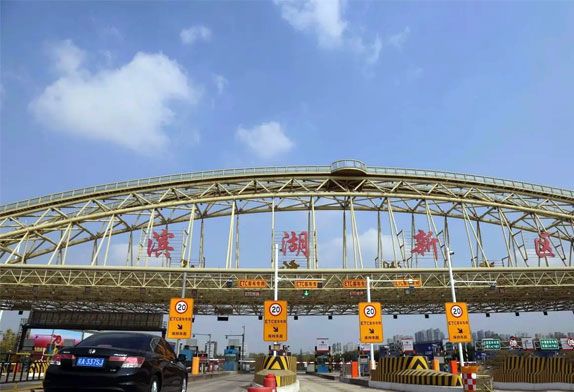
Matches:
[[274, 244, 279, 357], [176, 271, 187, 356], [446, 247, 465, 367], [241, 325, 245, 364], [366, 277, 375, 370]]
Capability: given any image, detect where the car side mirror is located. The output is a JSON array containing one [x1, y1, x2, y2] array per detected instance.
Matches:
[[177, 354, 186, 363]]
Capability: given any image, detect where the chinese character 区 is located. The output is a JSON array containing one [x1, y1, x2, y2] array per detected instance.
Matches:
[[281, 231, 308, 257], [534, 231, 555, 258], [147, 229, 175, 260], [412, 230, 438, 260]]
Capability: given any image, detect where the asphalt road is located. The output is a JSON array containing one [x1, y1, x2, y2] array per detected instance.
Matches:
[[187, 373, 253, 391], [298, 374, 371, 391]]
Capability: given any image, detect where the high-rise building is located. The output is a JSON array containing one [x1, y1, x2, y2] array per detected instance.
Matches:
[[414, 328, 444, 342], [332, 342, 343, 354], [343, 342, 356, 353]]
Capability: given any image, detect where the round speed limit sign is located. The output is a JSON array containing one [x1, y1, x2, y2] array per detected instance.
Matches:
[[363, 305, 377, 318], [175, 300, 188, 314], [269, 302, 283, 317], [450, 305, 463, 318]]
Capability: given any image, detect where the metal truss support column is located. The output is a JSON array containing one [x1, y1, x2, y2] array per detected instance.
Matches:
[[342, 207, 347, 269], [311, 197, 318, 269], [180, 205, 196, 268], [199, 218, 205, 268], [377, 210, 382, 268], [350, 198, 363, 269], [6, 232, 28, 264], [235, 212, 240, 269], [225, 202, 236, 269], [48, 223, 72, 265], [425, 200, 444, 268], [271, 199, 275, 269], [127, 231, 134, 267]]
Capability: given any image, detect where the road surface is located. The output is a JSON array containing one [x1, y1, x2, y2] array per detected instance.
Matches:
[[188, 373, 372, 391], [298, 374, 371, 391]]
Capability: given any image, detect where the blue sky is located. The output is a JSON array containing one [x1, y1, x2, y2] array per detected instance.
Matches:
[[1, 1, 573, 351]]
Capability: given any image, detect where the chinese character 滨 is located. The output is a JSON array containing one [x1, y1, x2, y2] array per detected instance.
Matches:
[[535, 232, 555, 258], [147, 229, 175, 260]]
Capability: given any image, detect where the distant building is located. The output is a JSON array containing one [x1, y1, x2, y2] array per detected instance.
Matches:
[[343, 342, 356, 353], [415, 328, 444, 342], [332, 342, 342, 354]]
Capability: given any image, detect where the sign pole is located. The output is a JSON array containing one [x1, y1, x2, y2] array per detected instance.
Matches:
[[175, 270, 187, 356], [274, 243, 279, 357], [366, 277, 375, 370], [446, 247, 465, 367]]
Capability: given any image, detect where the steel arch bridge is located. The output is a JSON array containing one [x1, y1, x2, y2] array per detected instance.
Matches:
[[1, 160, 573, 316]]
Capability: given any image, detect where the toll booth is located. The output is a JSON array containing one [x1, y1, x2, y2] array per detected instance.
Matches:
[[315, 339, 332, 373], [223, 345, 241, 371], [358, 345, 370, 376], [179, 345, 198, 367]]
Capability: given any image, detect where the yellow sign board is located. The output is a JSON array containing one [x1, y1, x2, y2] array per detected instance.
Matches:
[[238, 279, 268, 289], [263, 300, 288, 342], [167, 298, 194, 339], [343, 279, 367, 288], [358, 302, 384, 343], [392, 279, 422, 288], [294, 280, 321, 289], [445, 302, 472, 343]]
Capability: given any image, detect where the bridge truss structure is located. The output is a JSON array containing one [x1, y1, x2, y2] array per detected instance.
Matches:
[[1, 160, 573, 316]]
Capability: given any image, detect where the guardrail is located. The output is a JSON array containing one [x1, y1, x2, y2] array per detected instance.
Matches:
[[0, 353, 49, 384]]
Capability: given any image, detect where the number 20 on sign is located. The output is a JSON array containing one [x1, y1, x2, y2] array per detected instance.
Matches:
[[445, 302, 472, 343], [358, 302, 384, 343]]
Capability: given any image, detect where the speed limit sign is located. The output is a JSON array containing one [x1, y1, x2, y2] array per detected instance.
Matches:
[[263, 300, 288, 342], [450, 305, 463, 318], [269, 302, 283, 317], [363, 305, 377, 318], [174, 300, 188, 314]]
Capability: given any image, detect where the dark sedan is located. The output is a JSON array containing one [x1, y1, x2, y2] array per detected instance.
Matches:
[[44, 332, 187, 392]]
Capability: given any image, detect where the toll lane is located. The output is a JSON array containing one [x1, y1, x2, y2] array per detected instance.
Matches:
[[187, 373, 253, 392], [298, 374, 371, 391]]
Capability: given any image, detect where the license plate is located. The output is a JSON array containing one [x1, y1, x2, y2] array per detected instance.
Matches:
[[76, 357, 105, 367]]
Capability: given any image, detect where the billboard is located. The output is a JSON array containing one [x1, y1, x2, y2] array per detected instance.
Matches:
[[401, 338, 414, 353]]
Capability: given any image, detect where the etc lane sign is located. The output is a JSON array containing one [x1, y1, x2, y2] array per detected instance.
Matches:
[[167, 298, 194, 339], [445, 302, 472, 343], [263, 300, 288, 342], [358, 302, 384, 343]]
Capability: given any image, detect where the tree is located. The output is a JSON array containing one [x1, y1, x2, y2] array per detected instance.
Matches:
[[0, 329, 17, 352]]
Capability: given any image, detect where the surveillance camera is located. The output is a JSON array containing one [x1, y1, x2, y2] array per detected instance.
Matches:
[[449, 251, 455, 256]]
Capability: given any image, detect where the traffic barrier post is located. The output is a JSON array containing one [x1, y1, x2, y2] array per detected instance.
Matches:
[[462, 365, 479, 391]]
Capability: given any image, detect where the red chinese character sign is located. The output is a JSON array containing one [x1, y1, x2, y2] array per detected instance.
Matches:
[[147, 229, 175, 261], [534, 232, 554, 258], [281, 231, 308, 258], [412, 230, 439, 260]]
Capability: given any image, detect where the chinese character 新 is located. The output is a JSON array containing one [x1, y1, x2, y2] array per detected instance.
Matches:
[[147, 229, 175, 260], [281, 231, 308, 257], [412, 230, 438, 260], [534, 231, 555, 258]]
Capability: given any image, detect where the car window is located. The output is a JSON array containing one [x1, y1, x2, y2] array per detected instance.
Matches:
[[161, 340, 176, 361], [154, 339, 166, 356], [77, 334, 152, 352]]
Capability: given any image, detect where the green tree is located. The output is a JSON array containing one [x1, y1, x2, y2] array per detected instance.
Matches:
[[0, 329, 17, 352]]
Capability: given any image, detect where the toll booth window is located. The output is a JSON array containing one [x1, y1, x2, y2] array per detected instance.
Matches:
[[77, 333, 152, 351]]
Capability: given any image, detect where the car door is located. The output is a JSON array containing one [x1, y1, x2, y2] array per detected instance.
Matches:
[[159, 340, 181, 391]]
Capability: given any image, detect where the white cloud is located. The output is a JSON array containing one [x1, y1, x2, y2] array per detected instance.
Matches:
[[213, 74, 228, 94], [180, 25, 212, 45], [236, 121, 294, 159], [48, 39, 86, 74], [30, 40, 198, 153], [387, 26, 410, 50], [274, 0, 346, 48], [274, 0, 385, 66]]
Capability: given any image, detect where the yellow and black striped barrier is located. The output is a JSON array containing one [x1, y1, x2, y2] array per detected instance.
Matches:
[[492, 356, 574, 384], [371, 356, 462, 387], [254, 355, 298, 386]]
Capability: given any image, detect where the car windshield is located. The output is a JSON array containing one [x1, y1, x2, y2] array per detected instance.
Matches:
[[77, 334, 152, 351]]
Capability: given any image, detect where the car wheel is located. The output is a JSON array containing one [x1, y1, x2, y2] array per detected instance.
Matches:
[[150, 376, 160, 392], [180, 377, 187, 392]]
